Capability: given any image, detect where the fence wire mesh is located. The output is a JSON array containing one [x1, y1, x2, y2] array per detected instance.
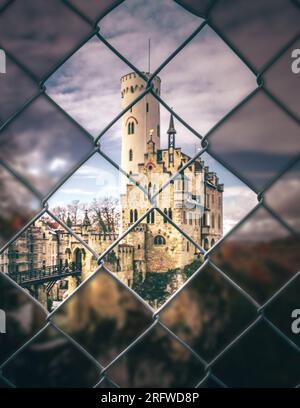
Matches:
[[0, 0, 299, 388]]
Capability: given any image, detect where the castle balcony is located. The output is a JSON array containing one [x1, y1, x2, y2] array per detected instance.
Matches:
[[201, 225, 210, 235]]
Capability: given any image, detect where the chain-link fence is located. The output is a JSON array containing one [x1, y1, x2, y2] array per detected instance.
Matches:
[[0, 0, 299, 388]]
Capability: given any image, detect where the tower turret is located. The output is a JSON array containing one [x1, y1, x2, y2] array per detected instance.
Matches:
[[121, 72, 161, 189]]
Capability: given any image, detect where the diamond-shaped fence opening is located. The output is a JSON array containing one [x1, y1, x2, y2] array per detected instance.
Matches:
[[159, 263, 257, 361], [51, 266, 153, 367], [104, 323, 205, 388], [209, 206, 300, 304], [0, 95, 94, 196], [0, 0, 299, 389]]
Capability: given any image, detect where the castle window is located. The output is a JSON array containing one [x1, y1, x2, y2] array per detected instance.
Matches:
[[212, 213, 215, 228], [131, 86, 134, 93], [129, 149, 133, 161], [154, 235, 166, 246], [128, 122, 135, 135], [134, 209, 138, 222], [130, 209, 133, 224]]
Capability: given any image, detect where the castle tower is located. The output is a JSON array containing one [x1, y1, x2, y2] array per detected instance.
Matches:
[[121, 72, 161, 187]]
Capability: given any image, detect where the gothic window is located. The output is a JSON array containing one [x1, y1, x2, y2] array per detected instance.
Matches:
[[134, 209, 138, 222], [154, 235, 166, 245], [128, 122, 135, 134], [129, 149, 133, 161], [130, 209, 133, 223]]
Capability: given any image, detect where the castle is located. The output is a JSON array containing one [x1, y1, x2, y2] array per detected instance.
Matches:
[[0, 72, 223, 309]]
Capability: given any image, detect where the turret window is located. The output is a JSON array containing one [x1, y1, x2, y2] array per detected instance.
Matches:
[[128, 122, 135, 134], [154, 235, 166, 246]]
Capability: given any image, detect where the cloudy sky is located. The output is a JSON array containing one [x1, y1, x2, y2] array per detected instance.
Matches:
[[46, 0, 260, 235]]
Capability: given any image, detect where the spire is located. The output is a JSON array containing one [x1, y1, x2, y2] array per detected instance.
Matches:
[[66, 212, 72, 228], [167, 112, 176, 158], [167, 112, 177, 136], [82, 210, 91, 227]]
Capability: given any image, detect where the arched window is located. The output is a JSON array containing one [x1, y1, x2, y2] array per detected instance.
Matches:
[[154, 235, 166, 245], [127, 122, 135, 134], [134, 209, 138, 222], [130, 209, 133, 223], [129, 149, 133, 161]]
